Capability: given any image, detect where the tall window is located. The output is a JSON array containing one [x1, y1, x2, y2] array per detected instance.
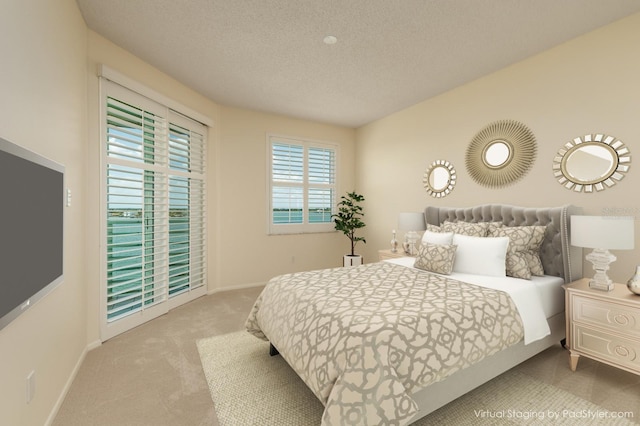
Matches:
[[268, 135, 337, 234], [102, 81, 206, 339]]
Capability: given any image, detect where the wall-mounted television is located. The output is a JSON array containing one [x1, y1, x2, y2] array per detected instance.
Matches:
[[0, 137, 64, 331]]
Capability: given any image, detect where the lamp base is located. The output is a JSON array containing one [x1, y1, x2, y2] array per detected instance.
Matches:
[[403, 231, 419, 255], [588, 279, 615, 292], [586, 249, 616, 292]]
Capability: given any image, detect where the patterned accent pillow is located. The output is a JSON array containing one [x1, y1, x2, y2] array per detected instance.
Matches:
[[489, 226, 547, 279], [442, 221, 488, 237], [413, 243, 457, 275], [487, 221, 504, 235], [426, 223, 442, 232]]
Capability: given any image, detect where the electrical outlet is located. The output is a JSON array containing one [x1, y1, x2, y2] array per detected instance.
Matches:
[[26, 371, 35, 404]]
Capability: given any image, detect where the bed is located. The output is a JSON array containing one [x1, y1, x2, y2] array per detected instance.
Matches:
[[246, 204, 583, 425]]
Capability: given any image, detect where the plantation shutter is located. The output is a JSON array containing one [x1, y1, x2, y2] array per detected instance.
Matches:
[[102, 81, 206, 340], [167, 115, 206, 298], [308, 146, 335, 224], [269, 136, 337, 234], [271, 142, 304, 224], [105, 94, 169, 323]]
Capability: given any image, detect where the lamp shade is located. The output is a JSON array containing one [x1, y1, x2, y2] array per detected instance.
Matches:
[[571, 215, 635, 250], [398, 212, 426, 231]]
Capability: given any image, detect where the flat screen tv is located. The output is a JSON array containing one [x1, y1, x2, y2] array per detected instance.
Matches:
[[0, 137, 64, 331]]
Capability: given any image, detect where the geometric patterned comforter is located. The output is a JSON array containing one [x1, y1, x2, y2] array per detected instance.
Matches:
[[245, 262, 523, 425]]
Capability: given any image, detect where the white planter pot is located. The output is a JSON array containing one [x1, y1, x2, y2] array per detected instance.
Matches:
[[343, 254, 363, 267]]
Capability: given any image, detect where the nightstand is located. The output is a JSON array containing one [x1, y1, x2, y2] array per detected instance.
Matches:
[[564, 278, 640, 375], [378, 249, 414, 261]]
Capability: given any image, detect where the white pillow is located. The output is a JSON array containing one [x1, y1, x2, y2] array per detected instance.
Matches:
[[452, 234, 509, 277], [421, 230, 454, 245]]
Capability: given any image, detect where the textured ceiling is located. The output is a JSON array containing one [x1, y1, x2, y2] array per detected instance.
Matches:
[[76, 0, 640, 128]]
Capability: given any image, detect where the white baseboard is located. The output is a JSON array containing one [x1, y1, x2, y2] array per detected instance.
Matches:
[[207, 281, 266, 295], [87, 339, 102, 351]]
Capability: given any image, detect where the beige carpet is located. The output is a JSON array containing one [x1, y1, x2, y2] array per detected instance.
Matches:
[[197, 332, 637, 425]]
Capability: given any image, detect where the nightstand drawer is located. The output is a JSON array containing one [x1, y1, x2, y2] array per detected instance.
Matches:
[[573, 324, 640, 373], [572, 294, 640, 338]]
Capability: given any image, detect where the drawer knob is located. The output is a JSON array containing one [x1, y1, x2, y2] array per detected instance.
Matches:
[[614, 345, 630, 358], [613, 314, 630, 326]]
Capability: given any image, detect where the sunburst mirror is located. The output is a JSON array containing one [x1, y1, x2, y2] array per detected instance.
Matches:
[[465, 120, 537, 188], [423, 160, 456, 198], [552, 134, 631, 193]]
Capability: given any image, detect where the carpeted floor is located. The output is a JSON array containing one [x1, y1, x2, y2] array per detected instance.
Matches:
[[198, 331, 638, 426], [53, 287, 640, 425]]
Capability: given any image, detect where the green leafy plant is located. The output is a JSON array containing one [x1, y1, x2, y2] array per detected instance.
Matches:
[[332, 191, 366, 256]]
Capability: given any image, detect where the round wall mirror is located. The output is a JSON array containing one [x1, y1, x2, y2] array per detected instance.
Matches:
[[429, 166, 450, 190], [466, 120, 537, 188], [483, 140, 513, 168], [564, 144, 616, 182], [423, 160, 456, 198], [553, 134, 631, 192]]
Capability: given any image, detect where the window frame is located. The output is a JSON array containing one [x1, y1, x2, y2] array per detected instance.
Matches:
[[267, 134, 339, 235]]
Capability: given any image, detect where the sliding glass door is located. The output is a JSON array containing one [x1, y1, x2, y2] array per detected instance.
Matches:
[[101, 81, 206, 340]]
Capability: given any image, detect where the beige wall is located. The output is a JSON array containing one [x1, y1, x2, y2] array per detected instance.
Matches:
[[356, 13, 640, 284], [217, 106, 356, 289], [0, 1, 88, 425]]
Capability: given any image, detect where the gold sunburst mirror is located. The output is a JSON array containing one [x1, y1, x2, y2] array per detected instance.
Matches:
[[423, 160, 456, 198], [552, 134, 631, 193], [466, 120, 537, 188]]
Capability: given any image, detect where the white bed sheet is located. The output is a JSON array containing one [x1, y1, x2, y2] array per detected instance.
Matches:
[[535, 275, 565, 318], [385, 257, 562, 345]]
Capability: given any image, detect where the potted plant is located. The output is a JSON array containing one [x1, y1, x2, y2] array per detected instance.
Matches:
[[332, 191, 366, 266]]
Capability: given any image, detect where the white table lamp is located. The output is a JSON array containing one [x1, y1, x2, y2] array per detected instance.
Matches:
[[398, 212, 426, 255], [571, 215, 635, 291]]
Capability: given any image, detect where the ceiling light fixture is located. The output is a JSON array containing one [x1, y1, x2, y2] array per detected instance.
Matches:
[[323, 35, 337, 45]]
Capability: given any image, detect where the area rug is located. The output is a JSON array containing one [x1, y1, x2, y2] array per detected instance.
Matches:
[[197, 331, 636, 425]]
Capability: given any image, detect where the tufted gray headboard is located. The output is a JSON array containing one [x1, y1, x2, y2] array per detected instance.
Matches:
[[424, 204, 583, 283]]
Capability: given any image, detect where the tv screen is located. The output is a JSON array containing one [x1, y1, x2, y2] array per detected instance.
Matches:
[[0, 137, 64, 331]]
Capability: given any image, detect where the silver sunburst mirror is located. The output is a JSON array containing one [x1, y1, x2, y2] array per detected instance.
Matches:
[[465, 120, 537, 188]]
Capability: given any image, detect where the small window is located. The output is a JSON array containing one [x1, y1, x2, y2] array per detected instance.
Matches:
[[268, 135, 337, 234]]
